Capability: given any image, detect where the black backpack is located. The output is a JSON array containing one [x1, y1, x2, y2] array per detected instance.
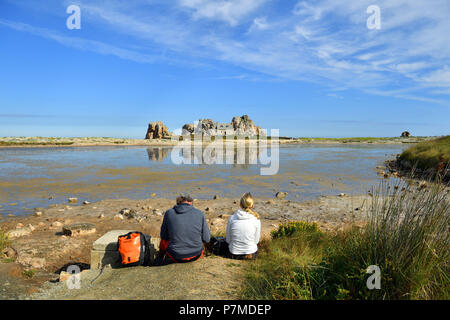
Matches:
[[209, 236, 229, 256]]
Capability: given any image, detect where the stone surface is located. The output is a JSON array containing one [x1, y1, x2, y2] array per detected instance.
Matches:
[[62, 223, 96, 236], [17, 257, 46, 269], [2, 247, 17, 259], [68, 198, 78, 203], [7, 226, 33, 238]]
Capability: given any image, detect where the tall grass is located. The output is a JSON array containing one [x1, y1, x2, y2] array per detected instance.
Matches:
[[0, 229, 9, 253], [242, 178, 449, 300]]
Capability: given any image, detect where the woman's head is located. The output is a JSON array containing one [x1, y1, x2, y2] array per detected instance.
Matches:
[[240, 192, 254, 210], [240, 193, 259, 219]]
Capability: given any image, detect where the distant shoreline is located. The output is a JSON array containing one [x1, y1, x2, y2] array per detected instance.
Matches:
[[0, 136, 434, 148]]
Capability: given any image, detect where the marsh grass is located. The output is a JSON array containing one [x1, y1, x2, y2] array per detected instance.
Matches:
[[399, 135, 449, 172], [242, 177, 449, 300]]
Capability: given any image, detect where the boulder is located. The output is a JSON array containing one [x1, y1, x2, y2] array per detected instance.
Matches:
[[182, 123, 195, 135], [275, 192, 288, 200], [145, 121, 171, 139], [182, 115, 263, 137], [50, 221, 63, 229], [2, 247, 17, 259], [232, 115, 260, 136], [62, 223, 96, 236], [7, 226, 33, 238], [68, 197, 78, 203]]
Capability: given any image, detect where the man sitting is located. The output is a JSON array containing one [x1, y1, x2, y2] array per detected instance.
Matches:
[[157, 195, 210, 265]]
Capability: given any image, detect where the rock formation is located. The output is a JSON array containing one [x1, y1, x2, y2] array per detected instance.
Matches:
[[145, 121, 171, 139], [181, 115, 265, 137], [401, 131, 411, 137], [232, 115, 265, 136]]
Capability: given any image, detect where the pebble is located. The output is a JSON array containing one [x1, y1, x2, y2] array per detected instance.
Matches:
[[50, 221, 63, 228], [68, 198, 78, 204]]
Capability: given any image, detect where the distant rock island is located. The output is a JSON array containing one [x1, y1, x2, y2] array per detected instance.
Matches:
[[145, 115, 265, 139], [182, 115, 265, 137], [145, 121, 172, 140]]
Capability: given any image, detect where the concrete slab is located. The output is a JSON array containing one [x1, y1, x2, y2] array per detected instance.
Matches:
[[90, 230, 160, 270], [92, 230, 134, 251]]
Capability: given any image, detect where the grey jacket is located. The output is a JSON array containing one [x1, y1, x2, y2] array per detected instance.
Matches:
[[160, 203, 210, 260]]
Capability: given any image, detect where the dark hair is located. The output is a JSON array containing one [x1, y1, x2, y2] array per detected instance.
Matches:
[[176, 194, 193, 204]]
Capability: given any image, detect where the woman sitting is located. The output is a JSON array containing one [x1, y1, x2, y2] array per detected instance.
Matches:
[[225, 192, 261, 260]]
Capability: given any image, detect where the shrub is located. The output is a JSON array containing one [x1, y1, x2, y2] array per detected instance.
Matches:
[[22, 269, 36, 278], [271, 221, 321, 239]]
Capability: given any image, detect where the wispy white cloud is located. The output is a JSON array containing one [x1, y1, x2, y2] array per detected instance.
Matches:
[[248, 17, 269, 33], [0, 18, 166, 64], [179, 0, 267, 26], [2, 0, 450, 104]]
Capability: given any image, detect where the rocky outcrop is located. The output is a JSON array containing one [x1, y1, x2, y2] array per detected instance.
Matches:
[[401, 131, 411, 137], [145, 121, 172, 139], [181, 115, 265, 137], [232, 115, 265, 136]]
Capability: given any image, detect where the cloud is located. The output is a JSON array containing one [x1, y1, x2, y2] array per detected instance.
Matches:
[[422, 66, 450, 87], [2, 0, 450, 104], [0, 18, 166, 64], [248, 17, 269, 32], [179, 0, 267, 26]]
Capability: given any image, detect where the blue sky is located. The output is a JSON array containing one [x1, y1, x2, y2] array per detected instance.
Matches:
[[0, 0, 449, 138]]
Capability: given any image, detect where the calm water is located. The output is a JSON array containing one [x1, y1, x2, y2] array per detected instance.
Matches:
[[0, 144, 408, 216]]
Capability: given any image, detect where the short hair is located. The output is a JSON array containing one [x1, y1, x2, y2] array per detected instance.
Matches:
[[176, 194, 193, 204]]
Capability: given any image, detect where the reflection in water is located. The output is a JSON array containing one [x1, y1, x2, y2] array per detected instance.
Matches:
[[172, 145, 267, 168], [146, 147, 170, 162]]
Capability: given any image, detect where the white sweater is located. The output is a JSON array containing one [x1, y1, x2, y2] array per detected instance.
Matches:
[[226, 209, 261, 255]]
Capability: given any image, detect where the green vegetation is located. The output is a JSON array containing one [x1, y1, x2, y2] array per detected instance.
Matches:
[[399, 135, 450, 172], [0, 141, 74, 146], [22, 269, 36, 278], [0, 230, 9, 253], [242, 179, 449, 300], [298, 137, 430, 143]]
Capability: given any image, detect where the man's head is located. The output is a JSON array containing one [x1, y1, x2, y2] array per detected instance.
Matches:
[[176, 194, 193, 205]]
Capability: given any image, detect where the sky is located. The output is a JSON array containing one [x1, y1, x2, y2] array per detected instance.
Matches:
[[0, 0, 449, 138]]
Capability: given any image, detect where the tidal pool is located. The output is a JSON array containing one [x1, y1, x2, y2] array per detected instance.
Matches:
[[0, 144, 408, 216]]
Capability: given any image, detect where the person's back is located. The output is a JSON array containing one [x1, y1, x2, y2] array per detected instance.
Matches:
[[160, 196, 210, 262], [226, 193, 261, 258], [226, 209, 260, 255]]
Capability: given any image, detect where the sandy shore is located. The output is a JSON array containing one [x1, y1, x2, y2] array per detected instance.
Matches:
[[0, 136, 432, 148], [0, 194, 369, 299]]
